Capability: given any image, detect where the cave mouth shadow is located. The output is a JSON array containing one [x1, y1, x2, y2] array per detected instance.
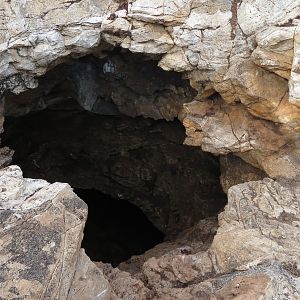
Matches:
[[75, 188, 165, 267], [1, 103, 228, 265], [1, 49, 228, 267]]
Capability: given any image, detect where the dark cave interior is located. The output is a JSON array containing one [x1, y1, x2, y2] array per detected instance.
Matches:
[[2, 102, 227, 265], [75, 188, 164, 267], [1, 50, 227, 266]]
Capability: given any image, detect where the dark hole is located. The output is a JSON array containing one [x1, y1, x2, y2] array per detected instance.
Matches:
[[75, 188, 164, 267]]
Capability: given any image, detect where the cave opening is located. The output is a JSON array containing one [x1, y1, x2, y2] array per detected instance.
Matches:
[[75, 188, 165, 267], [1, 50, 228, 266]]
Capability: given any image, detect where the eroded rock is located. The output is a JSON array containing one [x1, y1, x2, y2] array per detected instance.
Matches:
[[0, 166, 88, 299], [111, 179, 300, 299], [220, 154, 267, 193], [0, 0, 300, 298]]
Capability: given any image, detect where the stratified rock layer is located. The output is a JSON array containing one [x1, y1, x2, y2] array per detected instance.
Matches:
[[0, 0, 299, 181]]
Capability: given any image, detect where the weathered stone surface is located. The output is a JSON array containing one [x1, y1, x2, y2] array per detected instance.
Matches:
[[181, 96, 287, 155], [98, 261, 150, 300], [3, 52, 196, 121], [290, 24, 300, 107], [119, 216, 218, 276], [252, 26, 295, 79], [212, 179, 300, 273], [109, 179, 300, 299], [180, 95, 300, 181], [0, 0, 300, 299], [0, 0, 299, 180], [0, 166, 88, 299], [67, 249, 112, 300]]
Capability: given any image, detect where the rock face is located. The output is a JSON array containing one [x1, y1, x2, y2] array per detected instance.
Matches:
[[0, 0, 300, 299], [0, 166, 83, 299], [220, 154, 267, 193], [100, 179, 300, 299], [0, 166, 114, 300], [0, 0, 299, 181]]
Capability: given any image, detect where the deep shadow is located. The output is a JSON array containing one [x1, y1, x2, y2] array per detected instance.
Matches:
[[1, 101, 227, 235], [75, 188, 165, 267]]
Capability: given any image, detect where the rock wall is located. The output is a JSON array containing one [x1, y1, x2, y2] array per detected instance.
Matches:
[[0, 0, 300, 299], [0, 0, 299, 182]]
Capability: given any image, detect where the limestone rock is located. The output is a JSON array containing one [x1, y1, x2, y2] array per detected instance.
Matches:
[[0, 0, 299, 180], [181, 97, 286, 155], [128, 0, 191, 25], [119, 179, 300, 299], [128, 21, 174, 54], [3, 53, 196, 121], [252, 26, 295, 79], [98, 262, 150, 300], [212, 179, 300, 273], [289, 24, 300, 107], [0, 166, 88, 299], [0, 0, 300, 299], [67, 250, 112, 300]]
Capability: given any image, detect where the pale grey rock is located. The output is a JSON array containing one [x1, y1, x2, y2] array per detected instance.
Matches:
[[67, 250, 112, 300], [0, 166, 88, 300], [128, 0, 192, 24], [0, 0, 299, 298], [212, 178, 300, 273], [129, 21, 174, 54], [237, 0, 300, 36], [289, 24, 300, 107], [252, 26, 295, 79]]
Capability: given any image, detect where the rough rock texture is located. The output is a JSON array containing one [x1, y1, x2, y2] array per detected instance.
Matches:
[[0, 0, 299, 181], [181, 95, 300, 182], [0, 166, 118, 299], [0, 0, 300, 299], [67, 249, 112, 300], [96, 179, 300, 299], [0, 101, 12, 167], [2, 102, 226, 235], [0, 166, 88, 299]]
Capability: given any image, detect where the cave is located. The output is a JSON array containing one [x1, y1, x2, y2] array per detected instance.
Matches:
[[75, 188, 165, 267], [1, 50, 227, 266]]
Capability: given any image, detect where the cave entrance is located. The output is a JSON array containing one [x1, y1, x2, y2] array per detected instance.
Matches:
[[75, 188, 164, 267], [1, 50, 227, 266], [2, 103, 227, 265]]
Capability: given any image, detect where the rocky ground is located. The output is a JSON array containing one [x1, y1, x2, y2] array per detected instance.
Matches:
[[0, 0, 300, 299]]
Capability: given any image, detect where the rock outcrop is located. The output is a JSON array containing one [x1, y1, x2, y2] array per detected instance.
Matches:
[[0, 0, 299, 181], [0, 0, 300, 299], [0, 166, 83, 298], [102, 179, 300, 299]]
